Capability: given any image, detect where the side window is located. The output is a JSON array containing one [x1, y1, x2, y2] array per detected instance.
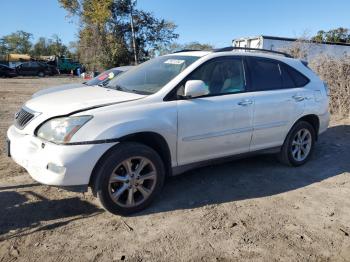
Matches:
[[280, 64, 296, 89], [247, 57, 282, 91], [284, 65, 310, 87], [30, 62, 39, 68], [180, 57, 246, 96]]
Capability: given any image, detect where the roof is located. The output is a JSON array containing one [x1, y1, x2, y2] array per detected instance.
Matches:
[[208, 50, 295, 62], [168, 47, 294, 60], [233, 35, 350, 47]]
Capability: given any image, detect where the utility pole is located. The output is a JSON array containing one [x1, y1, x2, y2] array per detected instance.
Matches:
[[130, 0, 138, 65]]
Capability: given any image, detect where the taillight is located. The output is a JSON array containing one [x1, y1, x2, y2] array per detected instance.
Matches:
[[323, 82, 330, 96]]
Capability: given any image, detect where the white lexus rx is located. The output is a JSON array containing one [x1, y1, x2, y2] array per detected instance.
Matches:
[[7, 48, 330, 215]]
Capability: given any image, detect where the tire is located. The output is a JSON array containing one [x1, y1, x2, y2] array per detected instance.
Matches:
[[38, 71, 45, 77], [94, 142, 165, 215], [278, 121, 316, 166]]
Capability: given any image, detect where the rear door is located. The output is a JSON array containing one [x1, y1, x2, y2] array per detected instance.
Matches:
[[246, 57, 308, 151]]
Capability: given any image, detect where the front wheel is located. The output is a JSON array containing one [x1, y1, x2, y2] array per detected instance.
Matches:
[[278, 121, 316, 166], [94, 142, 165, 215]]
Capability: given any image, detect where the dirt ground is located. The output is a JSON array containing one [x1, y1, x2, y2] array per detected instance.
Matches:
[[0, 77, 350, 262]]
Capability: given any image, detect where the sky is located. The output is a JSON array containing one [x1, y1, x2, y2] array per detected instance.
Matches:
[[1, 0, 349, 47]]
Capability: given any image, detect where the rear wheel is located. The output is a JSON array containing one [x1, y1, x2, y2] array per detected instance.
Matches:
[[94, 142, 165, 215], [278, 121, 315, 166]]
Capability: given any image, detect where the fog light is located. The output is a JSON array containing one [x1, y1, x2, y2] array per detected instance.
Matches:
[[47, 163, 66, 174]]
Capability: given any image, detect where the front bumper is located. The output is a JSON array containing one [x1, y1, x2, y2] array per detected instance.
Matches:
[[7, 125, 117, 186]]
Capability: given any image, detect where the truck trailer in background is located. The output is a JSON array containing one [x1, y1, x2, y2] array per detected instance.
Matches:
[[232, 35, 350, 60], [0, 54, 31, 67]]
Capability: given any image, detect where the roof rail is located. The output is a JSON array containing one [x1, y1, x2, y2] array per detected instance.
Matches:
[[213, 46, 293, 58], [172, 49, 203, 53]]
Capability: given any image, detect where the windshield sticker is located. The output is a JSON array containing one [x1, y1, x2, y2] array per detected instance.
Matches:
[[108, 72, 115, 79], [98, 73, 108, 80], [164, 59, 185, 65]]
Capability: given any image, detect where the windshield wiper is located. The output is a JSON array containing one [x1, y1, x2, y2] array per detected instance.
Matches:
[[103, 84, 151, 95], [131, 89, 153, 95], [103, 84, 129, 92]]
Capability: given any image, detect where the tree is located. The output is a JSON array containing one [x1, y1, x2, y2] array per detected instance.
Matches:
[[312, 27, 350, 43], [59, 0, 178, 70], [153, 41, 214, 56], [31, 35, 71, 57], [1, 31, 32, 53], [32, 37, 49, 56], [0, 38, 7, 54], [182, 42, 214, 51]]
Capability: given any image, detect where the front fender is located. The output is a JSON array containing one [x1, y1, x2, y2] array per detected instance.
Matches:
[[71, 101, 178, 165]]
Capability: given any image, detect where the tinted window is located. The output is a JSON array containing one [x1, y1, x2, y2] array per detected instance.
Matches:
[[281, 64, 296, 89], [285, 65, 309, 87], [247, 58, 282, 91], [27, 62, 36, 68], [184, 57, 245, 96]]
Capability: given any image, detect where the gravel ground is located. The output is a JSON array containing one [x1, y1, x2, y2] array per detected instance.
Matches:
[[0, 77, 350, 262]]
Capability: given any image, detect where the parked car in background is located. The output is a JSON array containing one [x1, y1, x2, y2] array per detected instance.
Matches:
[[15, 61, 54, 77], [46, 63, 59, 75], [7, 48, 329, 215], [0, 64, 17, 77], [32, 66, 133, 98]]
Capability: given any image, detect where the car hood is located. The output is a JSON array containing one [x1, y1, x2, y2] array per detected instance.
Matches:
[[32, 83, 85, 98], [25, 86, 146, 115]]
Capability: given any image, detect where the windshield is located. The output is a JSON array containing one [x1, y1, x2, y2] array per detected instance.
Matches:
[[107, 55, 199, 94], [86, 69, 123, 86]]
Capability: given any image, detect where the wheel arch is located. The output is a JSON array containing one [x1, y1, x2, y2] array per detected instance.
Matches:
[[89, 131, 172, 193], [290, 114, 320, 141]]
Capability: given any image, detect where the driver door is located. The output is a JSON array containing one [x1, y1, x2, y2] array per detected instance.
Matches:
[[176, 57, 254, 166]]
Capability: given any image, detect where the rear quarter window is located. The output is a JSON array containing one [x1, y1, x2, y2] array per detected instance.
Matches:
[[281, 64, 296, 89], [285, 65, 310, 87]]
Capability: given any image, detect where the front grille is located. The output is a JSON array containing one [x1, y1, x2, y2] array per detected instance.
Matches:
[[14, 108, 35, 129]]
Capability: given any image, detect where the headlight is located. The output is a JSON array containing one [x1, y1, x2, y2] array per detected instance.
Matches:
[[37, 115, 92, 144]]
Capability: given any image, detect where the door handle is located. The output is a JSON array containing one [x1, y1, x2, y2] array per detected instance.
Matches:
[[292, 95, 305, 102], [238, 99, 253, 106]]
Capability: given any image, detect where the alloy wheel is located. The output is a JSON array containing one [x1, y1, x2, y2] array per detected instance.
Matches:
[[108, 157, 157, 207], [291, 128, 312, 162]]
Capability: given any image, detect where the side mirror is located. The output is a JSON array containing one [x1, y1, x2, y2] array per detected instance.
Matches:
[[184, 80, 209, 98]]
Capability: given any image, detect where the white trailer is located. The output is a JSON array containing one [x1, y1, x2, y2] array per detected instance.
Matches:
[[232, 35, 350, 60]]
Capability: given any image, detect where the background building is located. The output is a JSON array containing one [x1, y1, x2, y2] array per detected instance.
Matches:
[[232, 35, 350, 60]]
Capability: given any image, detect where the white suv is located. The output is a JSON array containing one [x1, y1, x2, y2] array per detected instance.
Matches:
[[7, 48, 330, 215]]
